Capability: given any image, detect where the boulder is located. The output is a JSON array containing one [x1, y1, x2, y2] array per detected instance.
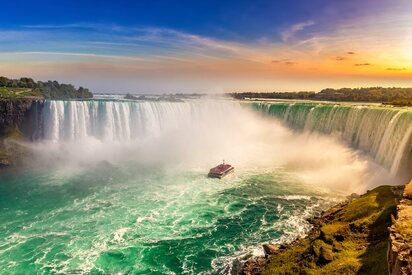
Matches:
[[263, 243, 279, 256], [404, 182, 412, 200], [319, 246, 334, 264], [332, 241, 344, 252], [241, 257, 268, 275]]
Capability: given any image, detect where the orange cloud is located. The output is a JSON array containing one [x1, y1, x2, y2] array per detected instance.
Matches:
[[354, 63, 372, 66]]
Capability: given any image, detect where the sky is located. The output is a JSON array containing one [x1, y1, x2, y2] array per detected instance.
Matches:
[[0, 0, 412, 93]]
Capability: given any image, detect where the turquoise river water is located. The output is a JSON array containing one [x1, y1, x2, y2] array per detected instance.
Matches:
[[0, 166, 336, 274], [1, 99, 407, 274]]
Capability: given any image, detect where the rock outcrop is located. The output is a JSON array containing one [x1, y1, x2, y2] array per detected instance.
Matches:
[[388, 180, 412, 275], [262, 244, 278, 256], [0, 98, 44, 167], [0, 98, 44, 138], [241, 185, 404, 274]]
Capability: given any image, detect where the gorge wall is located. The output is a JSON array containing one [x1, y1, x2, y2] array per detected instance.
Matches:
[[388, 180, 412, 275], [0, 98, 44, 167], [252, 102, 412, 180], [0, 98, 44, 140]]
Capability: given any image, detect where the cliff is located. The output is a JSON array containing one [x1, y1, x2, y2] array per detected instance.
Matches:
[[0, 98, 43, 137], [242, 185, 405, 275], [0, 98, 44, 167], [388, 180, 412, 274]]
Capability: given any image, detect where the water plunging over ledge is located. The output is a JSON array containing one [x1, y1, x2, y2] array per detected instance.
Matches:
[[252, 102, 412, 179], [0, 99, 408, 274]]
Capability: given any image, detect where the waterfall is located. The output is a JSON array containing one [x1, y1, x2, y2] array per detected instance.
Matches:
[[253, 102, 412, 178], [42, 99, 240, 142], [40, 99, 412, 178]]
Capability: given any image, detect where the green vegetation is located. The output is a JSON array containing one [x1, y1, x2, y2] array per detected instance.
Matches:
[[384, 99, 412, 107], [315, 87, 412, 102], [125, 93, 139, 100], [0, 87, 42, 98], [38, 80, 93, 99], [0, 76, 93, 99], [230, 91, 316, 100], [261, 186, 401, 275], [230, 87, 412, 104]]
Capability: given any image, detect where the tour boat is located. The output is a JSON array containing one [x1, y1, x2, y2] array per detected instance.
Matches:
[[208, 161, 234, 179]]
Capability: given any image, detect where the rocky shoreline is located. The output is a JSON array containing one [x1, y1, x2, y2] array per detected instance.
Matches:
[[241, 184, 409, 274], [388, 181, 412, 274]]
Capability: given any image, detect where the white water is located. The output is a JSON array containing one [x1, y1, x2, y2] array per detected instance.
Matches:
[[43, 100, 240, 142], [4, 98, 405, 274], [254, 102, 412, 178], [24, 99, 396, 193]]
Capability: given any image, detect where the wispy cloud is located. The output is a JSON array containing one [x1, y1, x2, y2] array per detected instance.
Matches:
[[0, 51, 150, 61], [386, 67, 406, 71], [11, 24, 290, 68], [354, 63, 372, 66], [1, 9, 411, 93], [20, 22, 127, 33], [281, 21, 315, 42], [272, 59, 297, 65], [335, 56, 347, 61]]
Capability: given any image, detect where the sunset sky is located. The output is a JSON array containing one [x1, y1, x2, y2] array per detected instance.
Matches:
[[0, 0, 412, 93]]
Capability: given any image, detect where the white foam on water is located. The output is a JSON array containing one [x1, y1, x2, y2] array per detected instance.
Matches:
[[112, 227, 131, 243], [24, 99, 400, 194], [255, 102, 412, 179], [4, 99, 409, 274]]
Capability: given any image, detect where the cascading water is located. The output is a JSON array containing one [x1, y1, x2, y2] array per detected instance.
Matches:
[[252, 102, 412, 179], [42, 100, 242, 142], [0, 98, 405, 274]]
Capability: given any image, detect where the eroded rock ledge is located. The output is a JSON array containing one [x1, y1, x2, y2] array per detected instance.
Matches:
[[0, 98, 44, 167], [388, 180, 412, 275], [241, 185, 405, 274]]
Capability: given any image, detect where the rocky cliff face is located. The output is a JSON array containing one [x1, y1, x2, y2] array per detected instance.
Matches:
[[0, 98, 44, 167], [0, 98, 44, 139], [388, 180, 412, 275], [242, 185, 402, 274]]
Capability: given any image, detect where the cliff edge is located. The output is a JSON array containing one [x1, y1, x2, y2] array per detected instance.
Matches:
[[0, 98, 44, 167], [242, 185, 406, 274], [388, 180, 412, 274]]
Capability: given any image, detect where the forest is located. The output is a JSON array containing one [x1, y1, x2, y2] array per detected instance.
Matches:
[[230, 87, 412, 105], [0, 76, 93, 99]]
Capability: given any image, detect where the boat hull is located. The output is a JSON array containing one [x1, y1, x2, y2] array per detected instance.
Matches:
[[208, 167, 234, 179]]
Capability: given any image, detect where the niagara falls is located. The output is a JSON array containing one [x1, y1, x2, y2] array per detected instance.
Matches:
[[1, 1, 412, 274], [1, 97, 410, 273]]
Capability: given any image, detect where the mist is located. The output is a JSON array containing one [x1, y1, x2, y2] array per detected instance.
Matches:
[[23, 99, 395, 194]]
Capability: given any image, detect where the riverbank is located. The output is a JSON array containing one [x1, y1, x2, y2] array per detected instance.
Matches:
[[388, 181, 412, 274], [242, 183, 410, 274]]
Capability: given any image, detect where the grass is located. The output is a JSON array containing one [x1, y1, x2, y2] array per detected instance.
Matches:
[[262, 185, 400, 275], [0, 87, 42, 98]]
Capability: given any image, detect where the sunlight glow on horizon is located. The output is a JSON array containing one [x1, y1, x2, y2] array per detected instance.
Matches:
[[0, 0, 411, 92]]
